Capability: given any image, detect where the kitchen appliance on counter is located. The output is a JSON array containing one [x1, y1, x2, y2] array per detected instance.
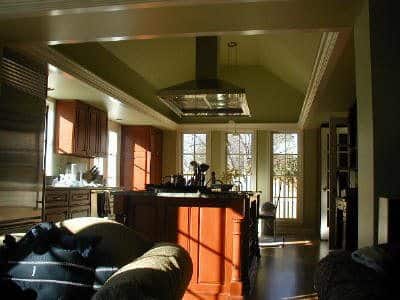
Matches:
[[187, 161, 209, 187], [146, 161, 239, 194]]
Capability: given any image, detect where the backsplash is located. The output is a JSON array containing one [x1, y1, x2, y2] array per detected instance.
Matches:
[[52, 153, 90, 175]]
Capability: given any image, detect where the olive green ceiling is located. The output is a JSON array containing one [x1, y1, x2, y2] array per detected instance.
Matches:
[[101, 32, 322, 95], [54, 32, 321, 124]]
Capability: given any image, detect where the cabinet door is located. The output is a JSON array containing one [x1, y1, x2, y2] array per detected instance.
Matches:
[[44, 207, 68, 222], [97, 110, 108, 157], [74, 103, 88, 156], [46, 191, 68, 208], [55, 101, 76, 154], [87, 107, 98, 157], [70, 190, 90, 206], [121, 126, 135, 159], [120, 157, 134, 190], [69, 205, 91, 219]]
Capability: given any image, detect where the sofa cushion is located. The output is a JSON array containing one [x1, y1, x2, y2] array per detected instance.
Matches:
[[93, 243, 193, 300], [0, 222, 99, 300], [314, 251, 388, 300], [59, 218, 154, 267]]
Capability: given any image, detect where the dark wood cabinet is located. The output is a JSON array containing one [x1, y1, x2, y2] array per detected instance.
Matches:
[[75, 102, 88, 156], [44, 189, 91, 222], [97, 110, 108, 157], [44, 207, 69, 223], [87, 106, 98, 157], [120, 126, 163, 190], [69, 205, 91, 219], [114, 192, 259, 299], [55, 100, 108, 158]]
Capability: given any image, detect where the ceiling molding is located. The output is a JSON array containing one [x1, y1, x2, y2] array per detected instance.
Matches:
[[179, 122, 299, 132], [0, 1, 355, 43], [0, 1, 296, 20], [13, 43, 178, 130], [298, 31, 339, 129]]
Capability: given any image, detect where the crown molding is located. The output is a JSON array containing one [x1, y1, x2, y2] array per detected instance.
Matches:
[[179, 122, 299, 132], [298, 31, 339, 129], [14, 43, 178, 130], [0, 1, 337, 20]]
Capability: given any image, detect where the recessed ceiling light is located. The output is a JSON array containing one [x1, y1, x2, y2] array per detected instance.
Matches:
[[116, 118, 123, 121]]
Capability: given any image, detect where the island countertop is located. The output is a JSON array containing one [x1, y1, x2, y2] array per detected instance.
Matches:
[[111, 190, 260, 198]]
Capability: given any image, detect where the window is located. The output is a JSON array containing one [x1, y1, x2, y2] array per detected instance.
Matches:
[[182, 133, 208, 180], [272, 133, 300, 219], [45, 100, 55, 176], [226, 133, 254, 191], [107, 130, 118, 187], [93, 157, 104, 175]]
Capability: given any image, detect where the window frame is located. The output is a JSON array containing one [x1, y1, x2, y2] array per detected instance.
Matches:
[[106, 129, 119, 187], [177, 130, 211, 178], [270, 131, 303, 224]]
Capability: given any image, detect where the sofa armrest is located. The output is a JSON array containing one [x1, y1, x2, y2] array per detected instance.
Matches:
[[93, 243, 192, 300]]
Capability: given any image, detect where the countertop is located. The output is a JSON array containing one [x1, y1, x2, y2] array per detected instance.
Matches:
[[112, 190, 260, 199], [46, 186, 123, 191]]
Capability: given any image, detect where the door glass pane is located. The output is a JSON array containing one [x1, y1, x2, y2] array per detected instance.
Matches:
[[273, 155, 286, 175], [227, 134, 240, 154], [194, 154, 206, 164], [195, 134, 207, 154], [239, 133, 252, 155], [183, 134, 194, 154], [273, 134, 286, 154], [183, 154, 194, 174], [286, 134, 298, 154]]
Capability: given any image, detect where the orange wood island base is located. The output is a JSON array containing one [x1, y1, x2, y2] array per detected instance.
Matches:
[[113, 191, 260, 300]]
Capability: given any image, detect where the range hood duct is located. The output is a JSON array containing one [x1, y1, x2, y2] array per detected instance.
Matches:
[[157, 36, 250, 117]]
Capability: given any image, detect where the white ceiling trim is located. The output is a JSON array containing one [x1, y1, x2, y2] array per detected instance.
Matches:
[[0, 1, 344, 20], [298, 32, 339, 129], [179, 123, 299, 132], [16, 43, 178, 130]]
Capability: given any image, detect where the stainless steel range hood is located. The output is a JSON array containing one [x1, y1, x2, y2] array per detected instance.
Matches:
[[157, 36, 250, 117]]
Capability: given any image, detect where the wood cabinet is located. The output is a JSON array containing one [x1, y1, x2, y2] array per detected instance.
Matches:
[[120, 126, 163, 190], [44, 189, 91, 222], [97, 110, 108, 157], [55, 100, 108, 158], [114, 192, 260, 299]]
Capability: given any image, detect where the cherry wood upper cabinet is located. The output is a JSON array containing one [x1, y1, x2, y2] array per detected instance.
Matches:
[[86, 106, 98, 157], [97, 110, 108, 157], [120, 126, 163, 190], [55, 100, 108, 158]]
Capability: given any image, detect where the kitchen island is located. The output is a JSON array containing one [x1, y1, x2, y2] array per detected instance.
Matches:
[[113, 191, 260, 300]]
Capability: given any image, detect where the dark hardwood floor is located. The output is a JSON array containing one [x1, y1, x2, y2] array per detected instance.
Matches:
[[249, 239, 328, 300]]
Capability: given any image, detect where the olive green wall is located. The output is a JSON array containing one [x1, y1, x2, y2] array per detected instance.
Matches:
[[354, 0, 375, 247], [301, 129, 320, 236], [256, 131, 270, 203], [162, 128, 320, 237], [53, 43, 178, 121], [162, 130, 178, 177]]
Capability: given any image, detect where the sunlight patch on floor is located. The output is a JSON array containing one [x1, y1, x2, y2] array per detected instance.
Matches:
[[281, 292, 318, 299]]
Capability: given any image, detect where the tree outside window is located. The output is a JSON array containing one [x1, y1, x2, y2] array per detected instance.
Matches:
[[272, 133, 299, 219], [182, 133, 207, 181], [225, 133, 253, 191]]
